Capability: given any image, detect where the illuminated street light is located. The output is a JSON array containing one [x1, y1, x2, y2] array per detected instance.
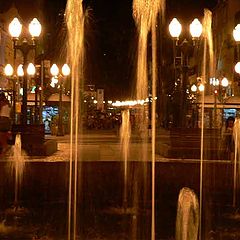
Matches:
[[50, 64, 60, 76], [4, 64, 14, 76], [8, 17, 22, 38], [235, 62, 240, 74], [50, 63, 70, 136], [9, 17, 42, 125], [169, 17, 202, 128], [189, 18, 203, 39], [233, 24, 240, 42], [191, 84, 197, 92], [27, 63, 36, 76], [221, 77, 229, 87], [198, 84, 205, 92], [17, 64, 24, 77], [169, 18, 182, 39], [28, 18, 42, 38]]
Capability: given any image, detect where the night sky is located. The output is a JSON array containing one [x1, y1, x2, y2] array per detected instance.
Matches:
[[0, 0, 218, 100]]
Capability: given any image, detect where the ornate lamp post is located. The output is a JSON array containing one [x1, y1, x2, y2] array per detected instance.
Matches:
[[4, 62, 36, 124], [233, 24, 240, 75], [169, 17, 202, 128], [190, 83, 204, 128], [209, 77, 229, 128], [50, 63, 70, 136], [8, 17, 41, 125]]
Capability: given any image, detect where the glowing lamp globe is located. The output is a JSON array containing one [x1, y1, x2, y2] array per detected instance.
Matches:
[[190, 18, 202, 38], [4, 64, 14, 76], [221, 77, 229, 87], [169, 18, 182, 38], [233, 24, 240, 42], [62, 64, 70, 76], [50, 64, 59, 76], [9, 17, 22, 38], [191, 84, 197, 92], [29, 18, 42, 38], [17, 64, 24, 77], [235, 62, 240, 74], [27, 63, 36, 75], [199, 84, 205, 92]]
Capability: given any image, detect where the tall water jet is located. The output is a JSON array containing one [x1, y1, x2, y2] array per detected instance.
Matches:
[[199, 9, 214, 239], [4, 133, 29, 227], [133, 0, 165, 239], [175, 187, 199, 240], [12, 133, 25, 206], [65, 0, 85, 239], [120, 109, 131, 210], [233, 118, 240, 207]]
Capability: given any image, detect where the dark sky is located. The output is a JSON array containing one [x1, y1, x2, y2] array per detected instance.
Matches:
[[0, 0, 218, 100]]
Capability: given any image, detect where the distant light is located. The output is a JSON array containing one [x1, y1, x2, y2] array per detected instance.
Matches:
[[233, 24, 240, 42], [199, 84, 204, 92], [62, 63, 70, 76], [235, 62, 240, 74], [27, 63, 36, 76], [93, 100, 97, 104], [4, 64, 13, 76], [191, 84, 197, 92], [17, 64, 24, 77], [221, 77, 229, 87], [20, 87, 23, 96], [50, 64, 59, 76]]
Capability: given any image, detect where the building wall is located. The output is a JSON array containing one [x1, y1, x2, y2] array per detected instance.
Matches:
[[212, 0, 240, 95]]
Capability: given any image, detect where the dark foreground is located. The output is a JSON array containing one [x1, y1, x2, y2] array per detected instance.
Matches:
[[0, 159, 237, 239]]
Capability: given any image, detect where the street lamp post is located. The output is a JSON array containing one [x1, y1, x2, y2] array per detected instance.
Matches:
[[50, 63, 70, 136], [209, 77, 229, 128], [4, 63, 36, 124], [8, 17, 41, 125], [233, 24, 240, 78], [169, 17, 202, 128], [190, 83, 204, 128]]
